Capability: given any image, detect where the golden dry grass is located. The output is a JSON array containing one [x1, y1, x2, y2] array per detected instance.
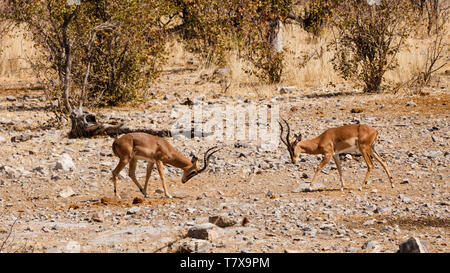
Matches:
[[0, 24, 37, 84], [1, 20, 448, 94]]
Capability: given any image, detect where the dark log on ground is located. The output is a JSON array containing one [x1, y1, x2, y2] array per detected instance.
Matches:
[[68, 108, 171, 138]]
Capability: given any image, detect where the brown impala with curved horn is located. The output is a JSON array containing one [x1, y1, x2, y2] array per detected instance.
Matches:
[[279, 118, 394, 191], [111, 132, 221, 199]]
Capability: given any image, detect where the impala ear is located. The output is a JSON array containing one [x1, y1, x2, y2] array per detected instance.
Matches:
[[191, 156, 199, 169], [293, 133, 302, 146], [191, 155, 198, 164]]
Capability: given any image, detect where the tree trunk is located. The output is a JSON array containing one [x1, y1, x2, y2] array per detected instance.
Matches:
[[68, 108, 171, 138], [269, 19, 283, 53]]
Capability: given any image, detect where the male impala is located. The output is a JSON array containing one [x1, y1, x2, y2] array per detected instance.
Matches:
[[279, 119, 394, 191], [112, 132, 221, 199]]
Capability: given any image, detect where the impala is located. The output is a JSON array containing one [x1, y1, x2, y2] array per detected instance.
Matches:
[[112, 132, 221, 199], [279, 119, 394, 191]]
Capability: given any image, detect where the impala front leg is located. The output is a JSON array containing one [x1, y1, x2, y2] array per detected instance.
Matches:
[[156, 160, 172, 199], [310, 153, 332, 190]]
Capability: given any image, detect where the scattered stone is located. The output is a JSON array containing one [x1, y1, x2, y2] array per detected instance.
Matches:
[[127, 206, 141, 215], [172, 238, 209, 253], [55, 153, 75, 171], [51, 175, 61, 181], [181, 98, 194, 106], [277, 86, 297, 94], [399, 194, 413, 204], [363, 219, 376, 226], [64, 241, 81, 253], [6, 95, 16, 101], [284, 249, 301, 253], [346, 245, 359, 253], [362, 240, 381, 252], [374, 206, 392, 214], [11, 133, 32, 142], [398, 237, 429, 253], [405, 101, 417, 107], [292, 183, 312, 193], [351, 108, 365, 113], [0, 165, 20, 179], [208, 215, 237, 228], [59, 187, 75, 198], [132, 197, 144, 204], [92, 212, 104, 223], [290, 106, 299, 112], [186, 223, 223, 241]]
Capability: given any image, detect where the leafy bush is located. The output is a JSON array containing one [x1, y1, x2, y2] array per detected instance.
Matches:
[[4, 0, 167, 111], [75, 1, 167, 107], [330, 0, 418, 92], [301, 0, 334, 36], [167, 0, 292, 83]]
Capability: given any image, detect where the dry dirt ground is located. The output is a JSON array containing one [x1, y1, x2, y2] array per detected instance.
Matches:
[[0, 68, 448, 253]]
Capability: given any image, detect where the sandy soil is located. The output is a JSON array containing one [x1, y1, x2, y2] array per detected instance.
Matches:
[[0, 68, 448, 253]]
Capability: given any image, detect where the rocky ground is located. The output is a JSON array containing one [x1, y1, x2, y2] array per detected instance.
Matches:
[[0, 69, 448, 253]]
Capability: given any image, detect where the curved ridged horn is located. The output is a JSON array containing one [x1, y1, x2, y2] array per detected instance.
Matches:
[[282, 118, 291, 147], [197, 146, 222, 174], [278, 120, 288, 147]]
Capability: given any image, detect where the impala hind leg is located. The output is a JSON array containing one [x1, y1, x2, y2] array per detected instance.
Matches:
[[360, 146, 374, 190], [142, 161, 155, 198], [371, 147, 394, 188], [128, 158, 146, 196], [310, 153, 333, 190], [156, 160, 172, 198], [333, 155, 345, 191], [112, 159, 129, 199]]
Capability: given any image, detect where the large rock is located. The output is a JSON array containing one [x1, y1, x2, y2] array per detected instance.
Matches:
[[398, 237, 429, 253], [186, 223, 223, 241], [208, 215, 236, 228], [55, 153, 75, 171]]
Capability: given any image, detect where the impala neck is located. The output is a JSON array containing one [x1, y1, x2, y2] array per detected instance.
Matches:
[[296, 138, 321, 155], [166, 150, 193, 170]]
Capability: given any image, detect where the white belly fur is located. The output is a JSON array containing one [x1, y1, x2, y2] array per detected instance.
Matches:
[[334, 145, 358, 155]]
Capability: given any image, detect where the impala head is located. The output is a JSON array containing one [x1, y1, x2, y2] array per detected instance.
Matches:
[[181, 146, 222, 183], [279, 118, 302, 164]]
